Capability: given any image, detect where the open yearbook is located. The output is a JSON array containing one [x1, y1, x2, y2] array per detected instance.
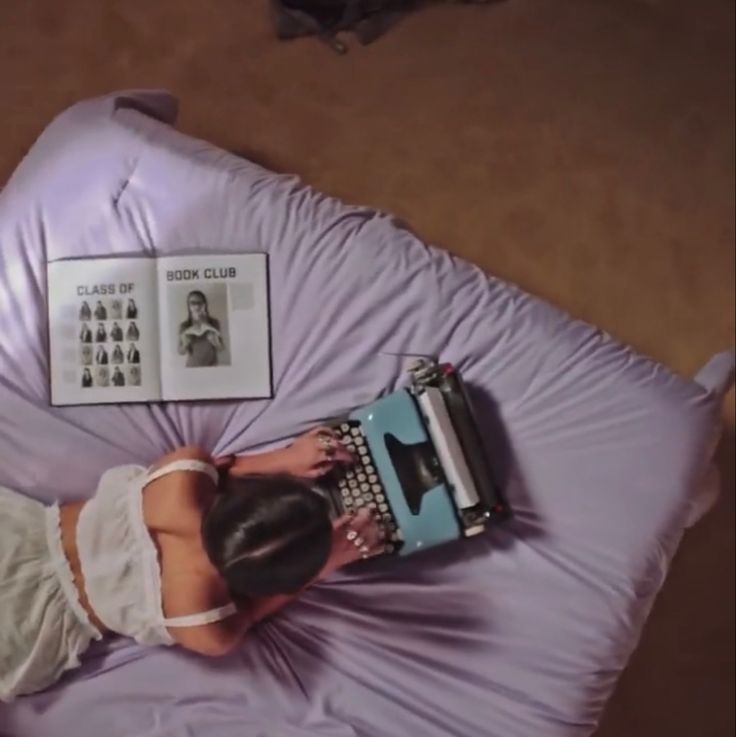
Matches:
[[47, 253, 271, 405]]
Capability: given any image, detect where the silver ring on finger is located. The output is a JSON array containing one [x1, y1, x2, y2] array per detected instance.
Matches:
[[353, 536, 364, 548], [319, 435, 336, 459], [318, 434, 335, 450], [346, 530, 358, 541]]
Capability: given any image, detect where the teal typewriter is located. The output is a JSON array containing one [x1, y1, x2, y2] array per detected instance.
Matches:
[[318, 359, 510, 557]]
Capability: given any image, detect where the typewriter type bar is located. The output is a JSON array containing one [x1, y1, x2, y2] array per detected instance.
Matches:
[[410, 360, 510, 527]]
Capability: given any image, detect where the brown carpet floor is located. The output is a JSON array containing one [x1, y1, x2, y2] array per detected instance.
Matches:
[[0, 1, 733, 735]]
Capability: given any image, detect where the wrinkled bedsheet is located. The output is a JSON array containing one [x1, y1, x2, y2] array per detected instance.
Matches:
[[0, 91, 733, 737]]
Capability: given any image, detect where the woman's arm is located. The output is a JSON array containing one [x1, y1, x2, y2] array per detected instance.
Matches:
[[222, 427, 354, 480], [205, 325, 225, 351], [177, 329, 192, 355]]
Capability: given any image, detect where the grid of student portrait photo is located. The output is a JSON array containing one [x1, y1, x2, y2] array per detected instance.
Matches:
[[78, 298, 142, 388]]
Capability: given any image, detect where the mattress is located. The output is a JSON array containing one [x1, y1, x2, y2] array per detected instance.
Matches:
[[0, 91, 732, 737]]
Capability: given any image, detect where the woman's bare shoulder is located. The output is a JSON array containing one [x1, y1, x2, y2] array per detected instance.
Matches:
[[144, 446, 217, 533], [149, 445, 214, 472]]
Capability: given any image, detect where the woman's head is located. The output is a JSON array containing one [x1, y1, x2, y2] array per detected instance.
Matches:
[[183, 290, 220, 330], [186, 290, 209, 323], [202, 474, 332, 599]]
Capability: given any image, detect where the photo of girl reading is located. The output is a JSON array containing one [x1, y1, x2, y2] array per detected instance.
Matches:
[[177, 289, 228, 368]]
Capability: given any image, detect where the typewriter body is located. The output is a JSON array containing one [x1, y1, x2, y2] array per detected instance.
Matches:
[[319, 359, 509, 557]]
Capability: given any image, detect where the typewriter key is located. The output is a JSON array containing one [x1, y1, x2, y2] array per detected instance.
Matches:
[[357, 473, 366, 482], [378, 503, 388, 512]]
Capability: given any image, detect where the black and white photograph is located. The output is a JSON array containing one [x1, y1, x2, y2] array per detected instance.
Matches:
[[111, 366, 125, 387], [80, 344, 93, 366], [169, 285, 231, 368], [79, 322, 92, 343], [126, 343, 140, 364], [110, 299, 123, 320], [81, 368, 93, 388], [126, 321, 140, 342], [78, 301, 92, 321], [126, 297, 138, 319], [95, 345, 108, 365], [110, 321, 124, 342], [93, 300, 107, 320], [95, 322, 107, 342], [111, 344, 124, 364], [127, 365, 142, 386], [95, 366, 109, 387]]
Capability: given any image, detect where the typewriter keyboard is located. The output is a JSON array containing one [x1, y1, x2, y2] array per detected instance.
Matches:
[[333, 421, 403, 554]]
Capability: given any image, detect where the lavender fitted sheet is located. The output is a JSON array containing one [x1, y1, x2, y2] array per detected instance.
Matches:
[[0, 91, 732, 737]]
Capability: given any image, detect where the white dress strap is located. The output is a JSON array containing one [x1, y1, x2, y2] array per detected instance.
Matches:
[[163, 603, 238, 628], [145, 459, 219, 487]]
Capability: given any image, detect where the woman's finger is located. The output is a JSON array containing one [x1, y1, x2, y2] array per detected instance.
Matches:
[[213, 455, 234, 470], [332, 514, 354, 531], [332, 444, 355, 464], [305, 461, 336, 478], [349, 508, 376, 531]]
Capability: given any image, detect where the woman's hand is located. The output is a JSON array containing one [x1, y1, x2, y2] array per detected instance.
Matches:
[[322, 509, 386, 573], [178, 332, 193, 355], [279, 427, 355, 479], [220, 427, 355, 480], [205, 327, 224, 350]]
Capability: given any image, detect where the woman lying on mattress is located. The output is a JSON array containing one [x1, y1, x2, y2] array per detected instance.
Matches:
[[0, 428, 383, 702]]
